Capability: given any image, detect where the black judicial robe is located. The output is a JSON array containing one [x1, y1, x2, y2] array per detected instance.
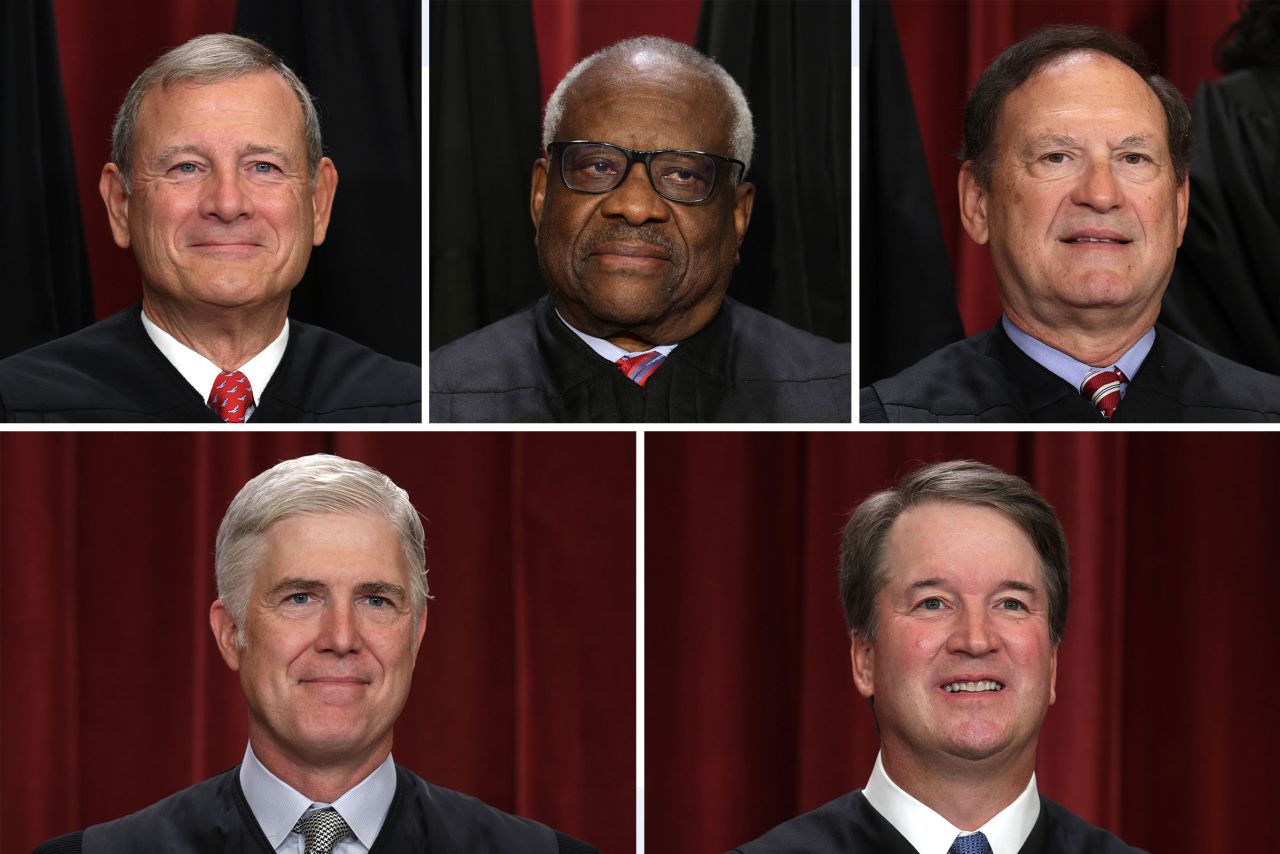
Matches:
[[860, 322, 1280, 423], [730, 790, 1147, 854], [429, 296, 851, 423], [33, 764, 598, 854], [0, 305, 421, 422]]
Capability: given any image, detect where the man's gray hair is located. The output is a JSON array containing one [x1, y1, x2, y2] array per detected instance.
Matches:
[[541, 36, 755, 173], [111, 32, 323, 194], [215, 453, 428, 646]]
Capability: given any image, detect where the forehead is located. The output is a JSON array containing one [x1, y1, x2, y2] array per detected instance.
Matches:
[[998, 50, 1167, 144], [255, 511, 406, 584], [881, 501, 1041, 589], [134, 70, 305, 150], [559, 58, 732, 153]]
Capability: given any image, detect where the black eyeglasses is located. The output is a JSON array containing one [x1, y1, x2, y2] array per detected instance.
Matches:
[[548, 140, 745, 204]]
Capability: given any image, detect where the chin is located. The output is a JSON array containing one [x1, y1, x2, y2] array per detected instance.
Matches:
[[940, 721, 1014, 761]]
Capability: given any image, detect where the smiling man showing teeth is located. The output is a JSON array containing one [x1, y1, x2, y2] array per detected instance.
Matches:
[[731, 460, 1146, 854], [430, 36, 851, 423], [862, 25, 1280, 423]]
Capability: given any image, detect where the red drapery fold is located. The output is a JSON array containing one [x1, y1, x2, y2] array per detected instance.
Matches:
[[645, 431, 1280, 854], [1, 432, 635, 854], [530, 0, 702, 110], [889, 0, 1241, 335]]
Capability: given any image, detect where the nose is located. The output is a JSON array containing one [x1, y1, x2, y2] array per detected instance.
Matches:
[[1071, 155, 1123, 213], [315, 600, 361, 655], [198, 165, 254, 222], [946, 605, 998, 657], [598, 159, 670, 226]]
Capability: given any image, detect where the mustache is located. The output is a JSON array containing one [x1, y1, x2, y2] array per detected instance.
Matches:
[[581, 226, 682, 265]]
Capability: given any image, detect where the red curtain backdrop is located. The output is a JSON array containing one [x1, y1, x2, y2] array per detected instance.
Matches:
[[531, 0, 702, 109], [51, 0, 239, 320], [645, 431, 1280, 854], [890, 0, 1241, 335], [0, 432, 635, 854]]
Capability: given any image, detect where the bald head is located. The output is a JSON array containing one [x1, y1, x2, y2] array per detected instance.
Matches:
[[541, 36, 754, 171]]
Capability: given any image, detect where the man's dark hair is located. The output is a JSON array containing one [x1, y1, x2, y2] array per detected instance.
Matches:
[[959, 24, 1191, 187], [839, 460, 1070, 646]]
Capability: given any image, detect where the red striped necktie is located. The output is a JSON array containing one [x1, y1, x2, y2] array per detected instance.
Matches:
[[615, 351, 667, 387], [208, 370, 255, 423], [1080, 367, 1127, 420]]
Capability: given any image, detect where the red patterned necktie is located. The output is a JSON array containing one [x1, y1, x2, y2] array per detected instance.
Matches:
[[208, 370, 255, 423], [1080, 366, 1127, 420], [615, 351, 667, 387]]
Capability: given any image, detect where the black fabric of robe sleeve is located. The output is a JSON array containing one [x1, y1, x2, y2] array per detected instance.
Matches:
[[427, 0, 544, 350], [695, 0, 852, 344], [1163, 67, 1280, 376], [1, 0, 93, 360], [858, 0, 963, 386], [234, 0, 422, 365]]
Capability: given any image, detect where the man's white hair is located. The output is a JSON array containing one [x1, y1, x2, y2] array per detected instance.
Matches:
[[215, 453, 428, 648], [541, 36, 754, 173]]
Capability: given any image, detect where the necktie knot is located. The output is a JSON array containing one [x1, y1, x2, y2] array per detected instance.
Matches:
[[1080, 366, 1127, 420], [949, 830, 993, 854], [292, 807, 351, 854], [615, 351, 667, 387], [208, 369, 255, 423]]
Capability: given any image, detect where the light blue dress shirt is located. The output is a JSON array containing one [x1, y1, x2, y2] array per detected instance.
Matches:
[[239, 744, 397, 853], [1002, 316, 1155, 400]]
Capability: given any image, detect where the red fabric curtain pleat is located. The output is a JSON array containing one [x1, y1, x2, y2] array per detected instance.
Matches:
[[645, 431, 1280, 854], [889, 0, 1241, 336], [0, 432, 636, 854]]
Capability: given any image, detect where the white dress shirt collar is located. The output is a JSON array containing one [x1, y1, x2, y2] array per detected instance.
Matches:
[[140, 309, 288, 419], [862, 752, 1040, 854], [239, 743, 397, 851], [554, 308, 678, 362]]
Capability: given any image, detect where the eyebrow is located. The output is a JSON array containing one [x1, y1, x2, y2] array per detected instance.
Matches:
[[906, 577, 1040, 595], [265, 578, 406, 599], [1024, 133, 1078, 152], [154, 143, 295, 165], [155, 144, 207, 164], [1117, 135, 1154, 149]]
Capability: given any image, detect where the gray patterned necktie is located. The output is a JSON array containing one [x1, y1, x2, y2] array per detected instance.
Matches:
[[949, 830, 993, 854], [292, 807, 352, 854]]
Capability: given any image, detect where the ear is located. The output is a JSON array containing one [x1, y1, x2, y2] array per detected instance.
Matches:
[[958, 161, 990, 246], [210, 599, 243, 671], [99, 163, 132, 249], [1048, 644, 1058, 706], [1174, 175, 1189, 248], [310, 157, 339, 245], [732, 181, 755, 259], [411, 605, 429, 663], [851, 632, 876, 699], [530, 157, 548, 234]]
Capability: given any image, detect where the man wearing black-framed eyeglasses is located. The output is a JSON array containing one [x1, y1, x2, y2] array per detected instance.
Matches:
[[430, 36, 850, 423]]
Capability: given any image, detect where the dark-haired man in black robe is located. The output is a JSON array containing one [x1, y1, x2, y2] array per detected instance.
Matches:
[[731, 461, 1146, 853], [861, 25, 1280, 423]]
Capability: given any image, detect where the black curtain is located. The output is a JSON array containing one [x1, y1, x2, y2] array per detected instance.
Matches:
[[695, 0, 852, 343], [427, 0, 544, 351], [1163, 67, 1280, 376], [858, 0, 963, 385], [1, 0, 93, 360], [236, 0, 421, 365]]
